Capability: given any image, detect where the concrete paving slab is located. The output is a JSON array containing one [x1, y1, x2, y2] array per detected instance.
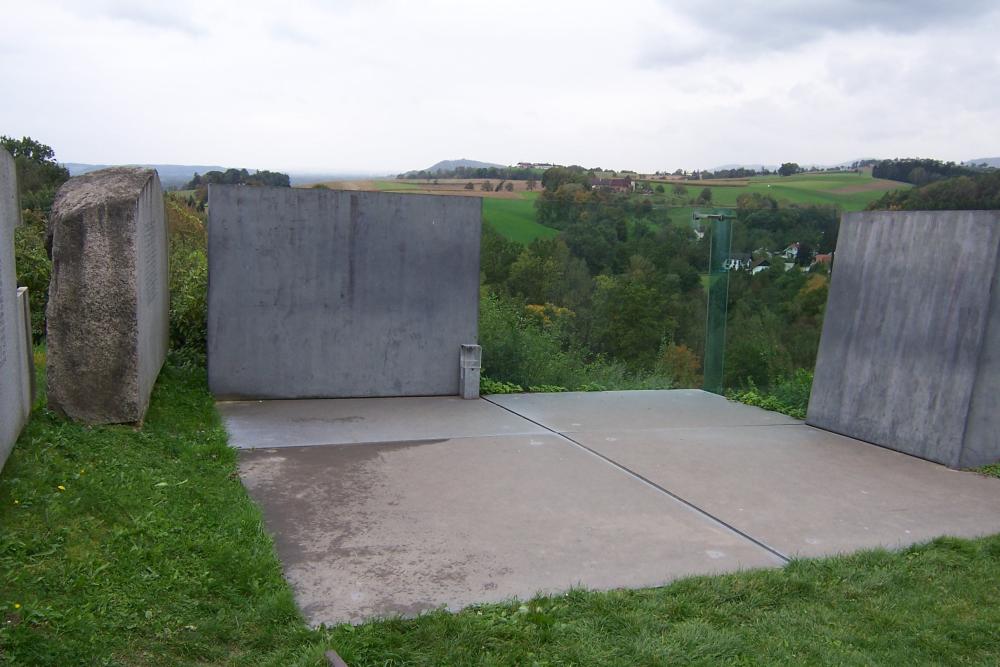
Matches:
[[219, 396, 546, 449], [487, 390, 800, 433], [239, 434, 784, 625], [570, 425, 1000, 559]]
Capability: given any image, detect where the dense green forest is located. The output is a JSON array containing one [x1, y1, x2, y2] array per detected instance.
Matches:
[[871, 158, 982, 185], [479, 170, 839, 393], [867, 170, 1000, 210]]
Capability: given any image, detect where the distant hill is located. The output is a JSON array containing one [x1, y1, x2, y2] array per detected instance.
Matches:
[[64, 163, 227, 189], [963, 157, 1000, 168], [424, 158, 505, 173]]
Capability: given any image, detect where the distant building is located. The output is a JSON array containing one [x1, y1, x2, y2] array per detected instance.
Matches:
[[517, 162, 558, 169], [723, 253, 753, 271], [590, 176, 634, 193], [751, 258, 771, 275]]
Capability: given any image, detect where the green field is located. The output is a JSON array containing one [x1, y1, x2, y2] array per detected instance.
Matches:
[[645, 171, 908, 214], [370, 180, 424, 191], [483, 193, 559, 244]]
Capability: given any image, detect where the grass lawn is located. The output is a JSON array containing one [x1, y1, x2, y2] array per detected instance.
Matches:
[[483, 194, 559, 244], [2, 352, 999, 665]]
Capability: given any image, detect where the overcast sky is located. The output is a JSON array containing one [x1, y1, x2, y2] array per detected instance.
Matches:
[[2, 0, 998, 173]]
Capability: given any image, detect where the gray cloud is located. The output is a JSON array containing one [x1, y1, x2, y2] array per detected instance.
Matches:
[[100, 1, 205, 37], [644, 0, 999, 65]]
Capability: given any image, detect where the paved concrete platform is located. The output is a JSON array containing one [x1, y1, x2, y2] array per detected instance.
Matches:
[[218, 396, 545, 449], [239, 435, 783, 625], [224, 389, 1000, 626], [570, 425, 1000, 559], [488, 389, 800, 432]]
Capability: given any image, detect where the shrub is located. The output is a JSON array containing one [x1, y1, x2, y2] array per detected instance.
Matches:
[[727, 370, 813, 419], [479, 288, 673, 391], [13, 210, 50, 341]]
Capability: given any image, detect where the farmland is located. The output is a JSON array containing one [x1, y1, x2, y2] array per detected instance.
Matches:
[[306, 178, 560, 243], [641, 171, 908, 213], [298, 170, 907, 243]]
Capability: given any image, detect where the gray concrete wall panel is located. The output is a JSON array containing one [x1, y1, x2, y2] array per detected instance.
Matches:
[[808, 210, 1000, 468], [0, 148, 28, 471], [207, 187, 481, 399]]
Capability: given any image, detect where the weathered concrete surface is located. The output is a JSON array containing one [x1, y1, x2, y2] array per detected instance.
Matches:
[[808, 211, 1000, 468], [571, 424, 1000, 559], [0, 148, 29, 470], [218, 396, 546, 449], [239, 434, 784, 625], [47, 167, 169, 424], [207, 187, 482, 399], [488, 389, 800, 433], [231, 389, 1000, 625]]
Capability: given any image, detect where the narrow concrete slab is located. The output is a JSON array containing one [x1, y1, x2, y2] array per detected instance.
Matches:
[[571, 424, 1000, 559], [219, 396, 546, 449], [488, 390, 800, 433], [239, 434, 784, 625]]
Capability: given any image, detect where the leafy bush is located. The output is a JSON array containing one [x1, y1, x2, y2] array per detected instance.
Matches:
[[168, 240, 208, 364], [479, 288, 673, 391], [480, 376, 524, 394], [165, 196, 208, 363], [727, 369, 813, 419], [13, 211, 50, 341]]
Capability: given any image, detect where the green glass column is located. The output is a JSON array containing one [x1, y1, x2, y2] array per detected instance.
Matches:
[[698, 210, 733, 394]]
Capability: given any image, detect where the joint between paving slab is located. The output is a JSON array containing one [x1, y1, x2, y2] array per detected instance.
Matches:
[[482, 395, 791, 564]]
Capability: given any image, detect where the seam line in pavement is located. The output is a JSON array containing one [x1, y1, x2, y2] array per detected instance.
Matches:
[[483, 396, 791, 564]]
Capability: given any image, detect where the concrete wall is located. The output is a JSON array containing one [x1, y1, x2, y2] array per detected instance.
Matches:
[[47, 168, 169, 424], [807, 210, 1000, 468], [0, 148, 31, 471], [208, 187, 482, 399]]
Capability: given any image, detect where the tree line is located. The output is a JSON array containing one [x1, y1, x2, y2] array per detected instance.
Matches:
[[871, 158, 985, 185], [184, 168, 290, 189]]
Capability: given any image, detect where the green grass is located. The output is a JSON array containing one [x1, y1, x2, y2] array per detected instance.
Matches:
[[326, 538, 1000, 665], [0, 351, 324, 665], [370, 180, 424, 191], [483, 194, 559, 244], [3, 352, 1000, 665]]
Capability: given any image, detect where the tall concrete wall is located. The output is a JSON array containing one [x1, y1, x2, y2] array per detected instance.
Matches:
[[208, 187, 481, 399], [47, 167, 169, 424], [1, 148, 32, 471], [807, 210, 1000, 468]]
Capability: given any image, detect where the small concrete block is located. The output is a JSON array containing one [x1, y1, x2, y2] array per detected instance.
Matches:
[[46, 167, 169, 424], [459, 343, 481, 399], [0, 147, 28, 471], [808, 210, 1000, 468], [17, 287, 34, 412]]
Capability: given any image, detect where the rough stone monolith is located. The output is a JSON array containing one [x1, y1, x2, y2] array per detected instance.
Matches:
[[47, 167, 168, 424], [0, 147, 31, 471], [807, 210, 1000, 468]]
